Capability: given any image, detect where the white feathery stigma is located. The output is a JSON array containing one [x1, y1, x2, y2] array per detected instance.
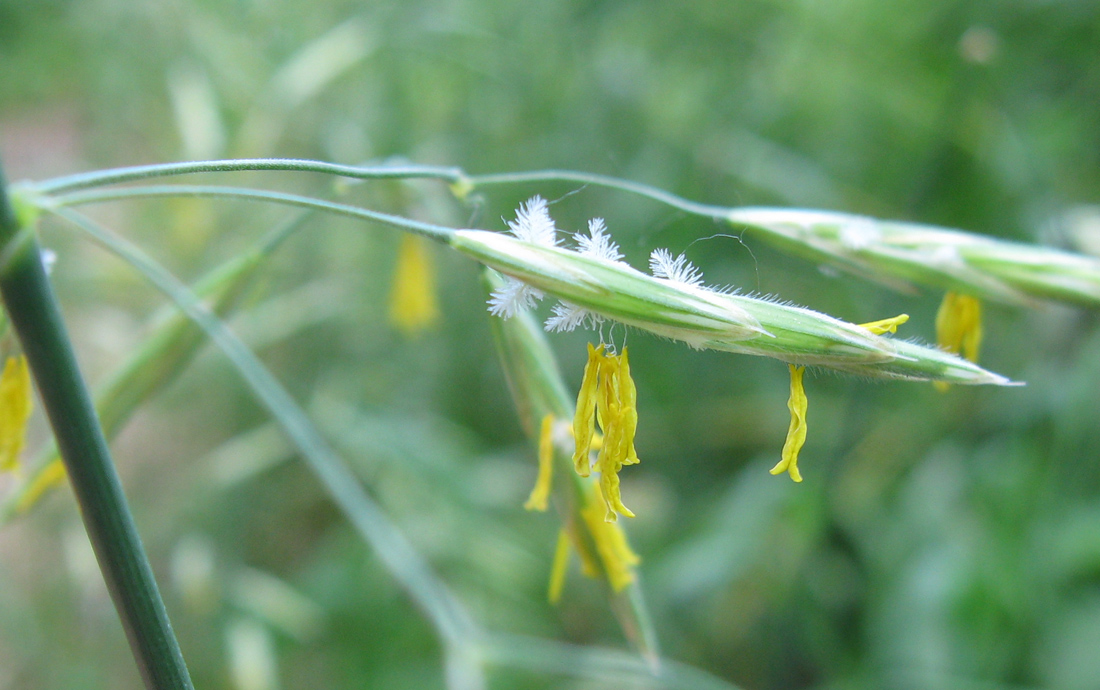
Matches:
[[649, 248, 705, 287], [545, 300, 598, 332], [488, 196, 560, 317], [489, 278, 544, 318], [573, 218, 623, 262], [507, 196, 559, 247]]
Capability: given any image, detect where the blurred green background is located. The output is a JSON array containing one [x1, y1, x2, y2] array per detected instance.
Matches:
[[2, 0, 1100, 688]]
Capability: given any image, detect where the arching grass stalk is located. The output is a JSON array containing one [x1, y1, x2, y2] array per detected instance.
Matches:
[[26, 158, 712, 218], [467, 169, 729, 217], [38, 184, 456, 243], [31, 158, 1100, 309], [0, 165, 194, 689], [33, 158, 464, 194], [48, 206, 485, 690], [26, 159, 718, 226]]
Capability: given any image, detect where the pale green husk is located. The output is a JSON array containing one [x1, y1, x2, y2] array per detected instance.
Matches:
[[451, 230, 1015, 386], [727, 207, 1100, 308]]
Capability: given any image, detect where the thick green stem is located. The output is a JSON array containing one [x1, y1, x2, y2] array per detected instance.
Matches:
[[0, 163, 193, 690]]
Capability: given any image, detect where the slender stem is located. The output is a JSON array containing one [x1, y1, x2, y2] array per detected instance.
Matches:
[[468, 169, 731, 218], [0, 165, 193, 690], [44, 168, 727, 246], [31, 157, 731, 224], [34, 158, 464, 194], [49, 184, 458, 243]]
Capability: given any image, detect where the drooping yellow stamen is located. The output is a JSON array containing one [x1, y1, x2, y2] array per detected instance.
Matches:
[[547, 528, 571, 604], [572, 344, 641, 520], [770, 365, 807, 482], [617, 349, 640, 467], [935, 292, 982, 391], [580, 485, 641, 591], [571, 343, 602, 477], [594, 352, 624, 519], [524, 414, 555, 512], [388, 234, 440, 336], [599, 348, 638, 520], [1, 355, 33, 473], [766, 313, 905, 482], [860, 313, 909, 335], [15, 459, 67, 514]]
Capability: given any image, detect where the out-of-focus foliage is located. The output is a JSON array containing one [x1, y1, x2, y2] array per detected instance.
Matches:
[[2, 1, 1100, 689]]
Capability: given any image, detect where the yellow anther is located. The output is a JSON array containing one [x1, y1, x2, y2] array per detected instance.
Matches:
[[524, 414, 555, 512], [594, 350, 617, 452], [572, 344, 641, 519], [547, 528, 571, 604], [770, 365, 807, 482], [571, 343, 602, 476], [860, 313, 909, 335], [617, 349, 639, 467], [0, 355, 33, 473], [935, 293, 982, 391], [593, 347, 639, 521], [598, 468, 635, 522], [388, 234, 440, 336]]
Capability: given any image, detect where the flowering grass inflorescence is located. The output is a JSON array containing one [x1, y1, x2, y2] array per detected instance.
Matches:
[[571, 343, 639, 521], [454, 199, 1013, 385], [486, 269, 647, 614], [466, 198, 1019, 499]]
